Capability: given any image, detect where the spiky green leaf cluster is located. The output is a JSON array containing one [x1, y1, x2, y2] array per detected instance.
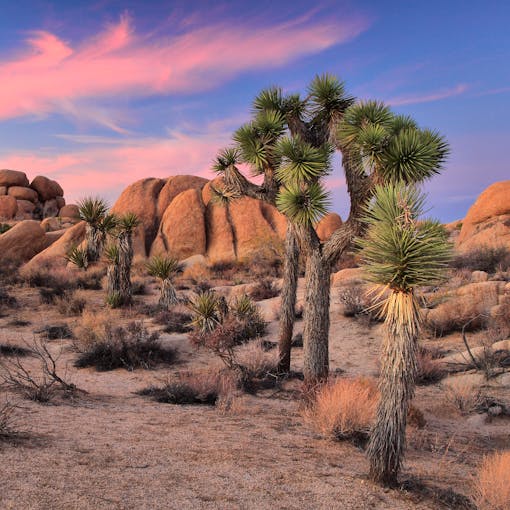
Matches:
[[307, 73, 354, 121], [358, 184, 451, 292], [276, 182, 331, 226], [118, 212, 140, 232], [66, 245, 88, 269], [77, 197, 109, 225], [104, 244, 120, 264], [98, 213, 118, 234], [188, 291, 222, 333], [146, 256, 182, 280], [212, 147, 240, 174]]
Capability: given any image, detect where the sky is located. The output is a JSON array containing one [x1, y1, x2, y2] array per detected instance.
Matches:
[[0, 0, 509, 222]]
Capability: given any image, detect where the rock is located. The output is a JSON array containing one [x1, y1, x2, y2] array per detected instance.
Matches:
[[201, 177, 224, 205], [23, 221, 86, 270], [156, 175, 208, 220], [0, 195, 18, 220], [58, 204, 80, 219], [180, 254, 208, 269], [43, 229, 66, 248], [204, 202, 236, 262], [40, 217, 64, 232], [261, 202, 287, 238], [56, 196, 65, 209], [0, 169, 29, 187], [316, 213, 342, 242], [492, 339, 510, 351], [150, 188, 206, 260], [112, 177, 166, 256], [457, 180, 510, 251], [471, 270, 488, 282], [29, 175, 64, 201], [7, 186, 38, 202], [0, 220, 47, 263], [42, 199, 59, 218], [332, 267, 365, 287], [0, 186, 6, 195], [16, 200, 36, 216]]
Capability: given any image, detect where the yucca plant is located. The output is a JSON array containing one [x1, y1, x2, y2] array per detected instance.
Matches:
[[77, 197, 109, 263], [116, 213, 140, 306], [104, 244, 120, 307], [358, 183, 451, 486], [65, 245, 88, 270], [188, 290, 222, 334], [146, 256, 182, 308]]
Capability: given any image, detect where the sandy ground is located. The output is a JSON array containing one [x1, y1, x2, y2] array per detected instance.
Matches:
[[0, 279, 508, 509]]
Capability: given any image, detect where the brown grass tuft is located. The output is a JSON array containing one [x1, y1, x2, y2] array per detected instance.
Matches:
[[473, 450, 510, 510]]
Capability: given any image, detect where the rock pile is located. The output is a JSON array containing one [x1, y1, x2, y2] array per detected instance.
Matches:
[[0, 169, 72, 221]]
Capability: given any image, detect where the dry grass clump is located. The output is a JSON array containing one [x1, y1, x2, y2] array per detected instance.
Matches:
[[23, 264, 104, 291], [338, 285, 370, 317], [450, 246, 510, 273], [473, 450, 510, 510], [180, 262, 211, 285], [416, 347, 445, 385], [235, 339, 278, 379], [303, 377, 379, 443], [56, 290, 87, 316], [0, 399, 18, 440], [74, 321, 176, 371], [153, 306, 192, 334], [441, 376, 485, 415], [73, 309, 120, 351]]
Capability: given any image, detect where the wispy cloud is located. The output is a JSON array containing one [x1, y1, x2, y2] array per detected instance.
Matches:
[[387, 83, 468, 106], [0, 11, 370, 127]]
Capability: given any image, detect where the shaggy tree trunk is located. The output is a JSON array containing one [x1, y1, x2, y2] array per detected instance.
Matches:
[[367, 291, 419, 486], [118, 232, 134, 305], [85, 224, 102, 263], [106, 262, 120, 304], [159, 278, 178, 308], [302, 242, 331, 386], [277, 223, 300, 373]]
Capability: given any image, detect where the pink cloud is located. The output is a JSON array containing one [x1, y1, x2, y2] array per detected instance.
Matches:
[[387, 83, 468, 106], [0, 12, 369, 122]]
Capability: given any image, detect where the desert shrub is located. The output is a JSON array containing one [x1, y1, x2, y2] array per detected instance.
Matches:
[[0, 344, 31, 357], [0, 287, 17, 309], [0, 223, 11, 235], [303, 377, 379, 444], [338, 285, 369, 317], [0, 400, 18, 440], [153, 309, 192, 333], [56, 290, 87, 316], [235, 339, 278, 379], [23, 265, 104, 292], [473, 450, 510, 510], [249, 278, 280, 301], [249, 249, 283, 279], [0, 337, 76, 402], [407, 404, 427, 429], [487, 296, 510, 342], [74, 321, 176, 371], [180, 263, 211, 285], [73, 309, 119, 351], [208, 260, 245, 281], [138, 370, 231, 405], [131, 277, 148, 295], [441, 376, 485, 415], [416, 347, 445, 385], [34, 324, 73, 340], [229, 294, 266, 339], [450, 246, 510, 273], [105, 291, 123, 308]]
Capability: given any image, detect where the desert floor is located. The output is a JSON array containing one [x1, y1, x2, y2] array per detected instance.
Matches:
[[0, 278, 508, 510]]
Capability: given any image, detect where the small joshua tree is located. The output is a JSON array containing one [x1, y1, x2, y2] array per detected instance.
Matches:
[[358, 183, 450, 486], [104, 244, 121, 308], [117, 213, 140, 306], [146, 256, 182, 308], [77, 197, 109, 263]]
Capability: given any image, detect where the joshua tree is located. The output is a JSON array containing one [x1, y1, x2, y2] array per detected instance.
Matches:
[[358, 184, 450, 486], [116, 213, 140, 306], [146, 256, 182, 308], [213, 74, 353, 374], [104, 243, 121, 307], [77, 197, 109, 263]]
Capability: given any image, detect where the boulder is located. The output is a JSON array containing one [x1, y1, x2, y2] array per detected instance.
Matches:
[[316, 213, 343, 242], [204, 202, 236, 262], [261, 202, 287, 238], [0, 186, 6, 195], [29, 175, 64, 201], [41, 217, 64, 232], [0, 220, 47, 263], [42, 199, 59, 218], [201, 177, 224, 205], [112, 177, 166, 256], [156, 175, 208, 220], [471, 270, 488, 283], [58, 204, 80, 219], [0, 195, 18, 220], [16, 200, 36, 216], [457, 180, 510, 251], [150, 188, 206, 260], [56, 196, 65, 209], [23, 221, 86, 270], [0, 169, 29, 187], [332, 267, 365, 287], [8, 186, 38, 202]]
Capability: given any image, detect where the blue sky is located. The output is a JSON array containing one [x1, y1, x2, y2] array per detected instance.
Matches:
[[0, 0, 508, 221]]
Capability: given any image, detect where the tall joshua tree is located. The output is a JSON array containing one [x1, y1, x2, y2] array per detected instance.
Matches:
[[104, 243, 121, 307], [146, 256, 182, 308], [77, 197, 109, 263], [358, 184, 450, 486], [214, 74, 353, 374], [117, 213, 140, 306]]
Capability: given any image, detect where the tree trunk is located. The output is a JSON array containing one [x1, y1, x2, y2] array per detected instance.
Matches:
[[118, 232, 133, 305], [367, 291, 419, 486], [106, 262, 120, 305], [85, 224, 102, 263], [159, 278, 178, 308], [277, 223, 300, 373], [302, 245, 331, 386]]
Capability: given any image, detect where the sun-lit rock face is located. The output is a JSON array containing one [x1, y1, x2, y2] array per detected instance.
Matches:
[[456, 180, 510, 252]]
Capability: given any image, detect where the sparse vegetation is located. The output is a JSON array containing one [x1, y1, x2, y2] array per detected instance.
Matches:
[[450, 246, 510, 273], [441, 376, 485, 415], [146, 255, 182, 308], [248, 278, 280, 301], [473, 450, 510, 510], [0, 223, 12, 235]]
